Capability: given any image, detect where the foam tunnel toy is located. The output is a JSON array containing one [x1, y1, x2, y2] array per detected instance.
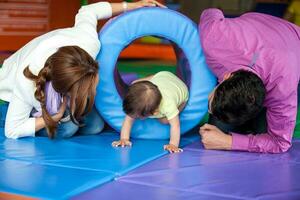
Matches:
[[96, 7, 216, 139]]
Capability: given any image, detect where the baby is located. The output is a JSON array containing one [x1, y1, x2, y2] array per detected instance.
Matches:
[[112, 71, 189, 153]]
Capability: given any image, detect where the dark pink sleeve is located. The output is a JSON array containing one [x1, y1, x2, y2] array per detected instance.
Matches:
[[231, 96, 296, 153], [231, 52, 298, 153]]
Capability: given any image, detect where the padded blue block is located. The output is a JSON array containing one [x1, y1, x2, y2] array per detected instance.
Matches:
[[0, 131, 199, 199], [0, 158, 114, 200], [74, 140, 300, 200], [96, 7, 216, 139]]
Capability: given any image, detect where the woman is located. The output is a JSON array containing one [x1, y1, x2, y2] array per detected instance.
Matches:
[[0, 0, 165, 139]]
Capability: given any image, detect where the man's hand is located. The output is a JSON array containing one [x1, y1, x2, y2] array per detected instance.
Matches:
[[199, 124, 232, 150]]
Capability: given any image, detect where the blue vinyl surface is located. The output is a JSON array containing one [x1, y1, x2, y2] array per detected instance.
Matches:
[[0, 130, 199, 199], [73, 139, 300, 200]]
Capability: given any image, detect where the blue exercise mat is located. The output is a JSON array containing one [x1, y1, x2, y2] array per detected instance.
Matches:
[[0, 130, 199, 199], [73, 140, 300, 200]]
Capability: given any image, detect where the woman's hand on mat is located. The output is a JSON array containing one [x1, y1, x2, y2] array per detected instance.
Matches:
[[112, 139, 132, 147], [130, 0, 167, 9], [164, 144, 183, 153], [52, 97, 67, 122], [199, 124, 232, 150]]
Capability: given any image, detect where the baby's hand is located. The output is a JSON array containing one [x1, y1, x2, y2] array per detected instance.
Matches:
[[163, 144, 183, 153], [112, 139, 132, 147]]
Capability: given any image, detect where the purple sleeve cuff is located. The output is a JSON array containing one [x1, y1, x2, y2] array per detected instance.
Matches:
[[231, 133, 250, 151]]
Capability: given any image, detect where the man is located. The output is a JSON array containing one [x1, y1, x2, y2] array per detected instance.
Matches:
[[199, 8, 300, 153]]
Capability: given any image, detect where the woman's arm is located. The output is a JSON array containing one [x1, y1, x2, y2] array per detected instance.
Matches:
[[5, 95, 36, 139], [73, 1, 166, 58], [111, 0, 166, 16], [5, 94, 67, 139], [75, 1, 165, 30]]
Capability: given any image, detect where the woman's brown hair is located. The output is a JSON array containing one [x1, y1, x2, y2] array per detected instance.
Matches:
[[24, 46, 99, 138]]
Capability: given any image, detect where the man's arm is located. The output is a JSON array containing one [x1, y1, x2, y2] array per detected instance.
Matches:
[[231, 50, 298, 153], [231, 102, 296, 153]]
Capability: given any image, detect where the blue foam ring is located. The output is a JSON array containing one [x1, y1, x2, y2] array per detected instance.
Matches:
[[96, 7, 217, 139]]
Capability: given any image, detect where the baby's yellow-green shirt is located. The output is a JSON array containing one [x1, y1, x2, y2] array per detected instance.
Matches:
[[149, 71, 189, 120]]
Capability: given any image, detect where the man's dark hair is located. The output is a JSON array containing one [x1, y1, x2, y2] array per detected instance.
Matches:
[[211, 70, 266, 125], [123, 81, 162, 118]]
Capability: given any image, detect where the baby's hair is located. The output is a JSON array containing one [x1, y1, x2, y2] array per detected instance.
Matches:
[[123, 81, 162, 118]]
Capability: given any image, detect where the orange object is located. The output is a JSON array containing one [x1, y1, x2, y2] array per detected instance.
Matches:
[[0, 0, 170, 63], [0, 192, 37, 200], [120, 43, 176, 61], [101, 0, 171, 61], [0, 0, 80, 51]]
